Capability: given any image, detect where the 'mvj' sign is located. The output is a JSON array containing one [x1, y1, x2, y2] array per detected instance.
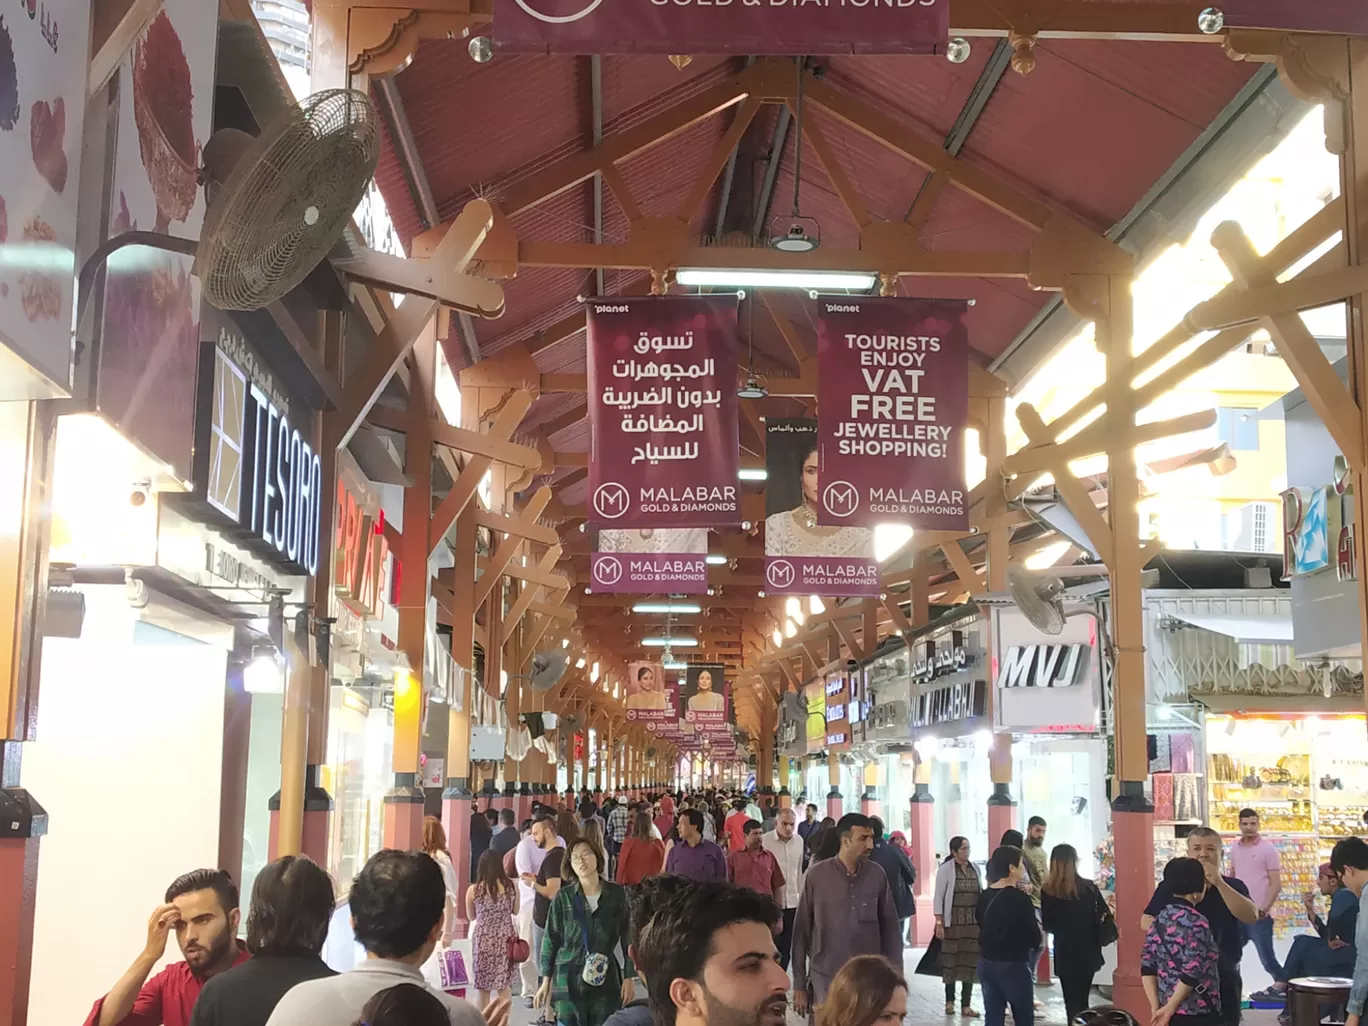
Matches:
[[999, 644, 1089, 689]]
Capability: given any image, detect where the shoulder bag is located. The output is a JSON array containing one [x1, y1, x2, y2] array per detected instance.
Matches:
[[1094, 884, 1119, 946], [574, 893, 611, 987]]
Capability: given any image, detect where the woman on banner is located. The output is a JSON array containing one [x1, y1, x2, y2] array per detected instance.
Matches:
[[686, 668, 726, 716], [764, 443, 874, 559], [596, 528, 707, 554], [626, 664, 667, 712]]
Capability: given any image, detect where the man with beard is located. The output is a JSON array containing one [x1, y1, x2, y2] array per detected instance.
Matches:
[[1142, 826, 1258, 1025], [633, 880, 790, 1026], [1022, 817, 1047, 992], [86, 869, 247, 1026], [790, 813, 901, 1015]]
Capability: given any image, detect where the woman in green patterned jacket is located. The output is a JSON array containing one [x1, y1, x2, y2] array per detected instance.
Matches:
[[535, 838, 636, 1026]]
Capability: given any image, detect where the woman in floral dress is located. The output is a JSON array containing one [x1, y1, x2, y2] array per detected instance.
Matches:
[[466, 849, 520, 1007]]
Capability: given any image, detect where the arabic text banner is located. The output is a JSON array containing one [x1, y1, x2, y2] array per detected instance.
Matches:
[[588, 296, 740, 530], [817, 297, 969, 530], [494, 0, 948, 55], [764, 418, 878, 597]]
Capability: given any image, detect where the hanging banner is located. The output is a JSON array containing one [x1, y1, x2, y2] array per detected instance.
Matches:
[[816, 296, 969, 530], [764, 418, 878, 596], [591, 527, 708, 594], [625, 661, 678, 727], [682, 663, 729, 726], [495, 0, 948, 55], [588, 295, 740, 533], [1224, 1, 1365, 34]]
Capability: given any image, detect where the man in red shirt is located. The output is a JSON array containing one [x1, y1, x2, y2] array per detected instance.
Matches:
[[723, 798, 751, 853], [728, 820, 785, 909], [85, 869, 247, 1026]]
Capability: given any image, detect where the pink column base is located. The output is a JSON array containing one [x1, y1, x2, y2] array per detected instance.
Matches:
[[1112, 799, 1156, 1022], [908, 796, 937, 945], [861, 798, 881, 819], [912, 895, 936, 944], [778, 793, 792, 809], [0, 833, 41, 1026], [383, 796, 425, 850], [515, 792, 533, 825], [826, 795, 843, 819], [1036, 946, 1052, 984], [302, 808, 330, 864], [987, 798, 1017, 846], [443, 789, 474, 939]]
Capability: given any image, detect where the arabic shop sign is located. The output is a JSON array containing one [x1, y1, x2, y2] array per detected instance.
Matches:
[[998, 644, 1090, 690], [911, 629, 976, 684], [192, 324, 321, 577], [1282, 456, 1356, 582]]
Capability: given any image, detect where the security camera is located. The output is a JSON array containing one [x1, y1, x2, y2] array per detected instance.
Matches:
[[130, 478, 151, 507]]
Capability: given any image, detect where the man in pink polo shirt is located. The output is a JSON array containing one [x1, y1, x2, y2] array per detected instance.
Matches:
[[1229, 808, 1284, 980]]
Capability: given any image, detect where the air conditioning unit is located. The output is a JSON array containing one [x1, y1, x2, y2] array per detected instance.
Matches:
[[1228, 502, 1280, 554]]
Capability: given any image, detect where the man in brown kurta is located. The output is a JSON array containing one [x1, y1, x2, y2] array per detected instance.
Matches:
[[790, 812, 902, 1013]]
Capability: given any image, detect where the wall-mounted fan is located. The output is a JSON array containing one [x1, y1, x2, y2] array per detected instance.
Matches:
[[527, 650, 569, 691], [1006, 563, 1066, 636], [78, 89, 504, 324]]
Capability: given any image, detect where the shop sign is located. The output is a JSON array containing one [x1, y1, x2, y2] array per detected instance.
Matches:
[[825, 671, 850, 751], [867, 700, 910, 739], [912, 678, 985, 728], [998, 644, 1090, 690], [191, 323, 322, 577], [804, 681, 826, 751], [335, 479, 397, 620], [1281, 457, 1355, 582], [911, 631, 974, 684]]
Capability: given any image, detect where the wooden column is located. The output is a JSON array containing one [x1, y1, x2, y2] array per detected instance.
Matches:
[[442, 504, 477, 937], [0, 401, 52, 1026], [384, 331, 434, 850], [302, 407, 339, 863], [482, 583, 504, 801], [1099, 273, 1153, 1020], [276, 629, 312, 856], [502, 582, 522, 810], [778, 756, 792, 805], [984, 395, 1017, 842], [1345, 39, 1368, 717]]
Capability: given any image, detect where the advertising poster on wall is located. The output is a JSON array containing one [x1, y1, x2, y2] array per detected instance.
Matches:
[[816, 296, 969, 531], [96, 0, 217, 481], [682, 662, 729, 726], [625, 660, 678, 727], [495, 0, 949, 55], [591, 527, 708, 594], [587, 295, 740, 529], [764, 418, 877, 596], [0, 0, 91, 396]]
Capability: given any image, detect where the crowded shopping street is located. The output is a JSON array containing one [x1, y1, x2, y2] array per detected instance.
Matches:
[[3, 3, 1368, 1026]]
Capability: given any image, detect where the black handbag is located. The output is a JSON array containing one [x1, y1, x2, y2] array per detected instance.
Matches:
[[1095, 885, 1119, 947], [915, 935, 943, 977]]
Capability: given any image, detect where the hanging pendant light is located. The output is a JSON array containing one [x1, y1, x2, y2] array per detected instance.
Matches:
[[736, 294, 768, 399], [770, 57, 820, 254]]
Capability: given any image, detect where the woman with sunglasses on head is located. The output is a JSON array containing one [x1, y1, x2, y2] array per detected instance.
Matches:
[[536, 839, 634, 1026]]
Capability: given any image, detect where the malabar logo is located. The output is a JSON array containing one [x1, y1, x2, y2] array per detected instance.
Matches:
[[593, 555, 623, 587], [767, 559, 796, 589], [513, 0, 604, 23], [593, 482, 630, 520], [823, 480, 859, 518]]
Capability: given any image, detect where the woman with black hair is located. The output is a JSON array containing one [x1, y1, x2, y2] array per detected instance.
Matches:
[[976, 846, 1041, 1026], [933, 836, 981, 1018], [351, 983, 449, 1026], [189, 856, 336, 1026]]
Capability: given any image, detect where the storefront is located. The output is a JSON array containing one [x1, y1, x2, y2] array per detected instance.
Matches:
[[989, 603, 1110, 877], [862, 639, 914, 834]]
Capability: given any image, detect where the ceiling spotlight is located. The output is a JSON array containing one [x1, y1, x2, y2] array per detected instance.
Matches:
[[1197, 7, 1224, 34], [772, 628, 783, 647], [737, 375, 768, 400], [770, 218, 819, 253], [468, 35, 494, 62], [945, 37, 971, 63]]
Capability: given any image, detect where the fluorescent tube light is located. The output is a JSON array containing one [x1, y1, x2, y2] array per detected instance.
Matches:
[[632, 603, 702, 614], [738, 468, 768, 481], [642, 637, 698, 647], [675, 269, 878, 291], [705, 554, 728, 566]]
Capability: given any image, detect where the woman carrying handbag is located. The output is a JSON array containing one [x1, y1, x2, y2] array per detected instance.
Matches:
[[1040, 844, 1111, 1024], [467, 850, 521, 1008], [537, 839, 635, 1026]]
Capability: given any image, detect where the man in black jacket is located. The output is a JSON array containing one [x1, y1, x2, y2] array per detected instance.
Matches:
[[869, 817, 916, 945]]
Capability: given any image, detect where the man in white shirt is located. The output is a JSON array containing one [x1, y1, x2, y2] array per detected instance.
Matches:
[[514, 817, 564, 1003], [762, 807, 805, 970], [266, 850, 506, 1026]]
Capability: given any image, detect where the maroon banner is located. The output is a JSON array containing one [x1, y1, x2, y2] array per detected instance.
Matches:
[[625, 666, 679, 727], [682, 663, 730, 727], [764, 417, 878, 597], [816, 296, 969, 530], [1224, 0, 1366, 34], [588, 296, 740, 529], [495, 0, 948, 55], [591, 552, 708, 593]]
